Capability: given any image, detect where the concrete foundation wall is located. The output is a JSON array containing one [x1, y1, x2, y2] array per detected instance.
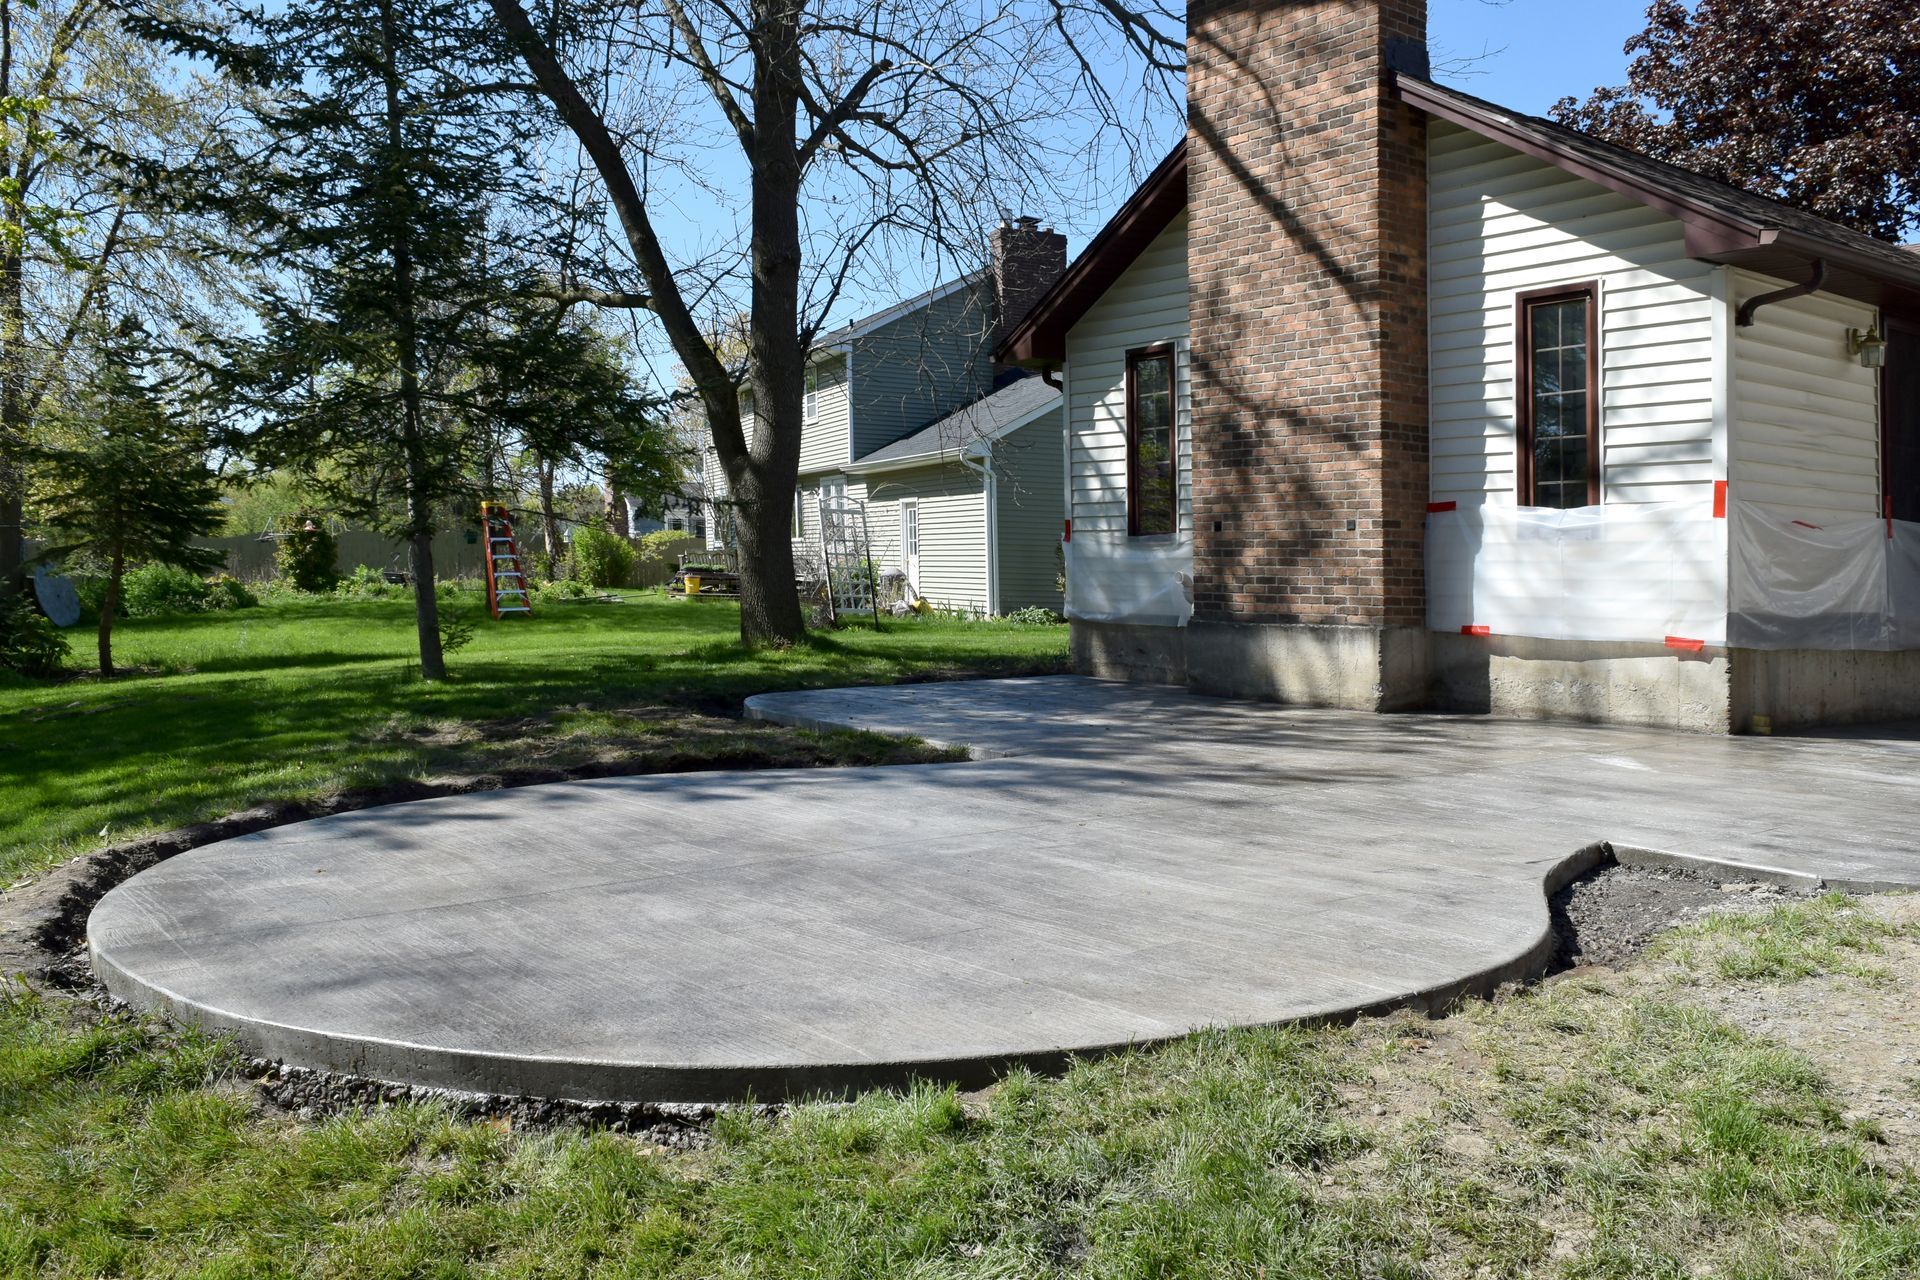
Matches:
[[1071, 621, 1187, 685], [1430, 633, 1733, 733], [1188, 621, 1431, 712], [1730, 648, 1920, 733], [1081, 618, 1919, 735]]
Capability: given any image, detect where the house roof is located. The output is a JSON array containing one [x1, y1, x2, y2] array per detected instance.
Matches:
[[846, 374, 1061, 473], [994, 141, 1187, 369], [1396, 77, 1920, 315], [813, 272, 984, 352], [994, 77, 1920, 368]]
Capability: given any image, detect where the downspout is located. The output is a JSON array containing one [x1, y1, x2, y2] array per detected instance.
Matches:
[[958, 448, 999, 616], [1735, 260, 1825, 327]]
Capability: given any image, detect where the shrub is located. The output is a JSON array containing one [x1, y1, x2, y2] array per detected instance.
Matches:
[[116, 564, 258, 616], [570, 526, 636, 588], [334, 564, 404, 600], [1004, 606, 1064, 625], [437, 610, 475, 655], [274, 516, 339, 593], [0, 597, 69, 679], [637, 529, 691, 559], [523, 549, 558, 584], [207, 574, 259, 611], [535, 577, 595, 604], [120, 562, 212, 616]]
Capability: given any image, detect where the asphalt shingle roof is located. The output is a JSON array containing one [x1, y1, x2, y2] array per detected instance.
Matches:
[[853, 375, 1061, 467]]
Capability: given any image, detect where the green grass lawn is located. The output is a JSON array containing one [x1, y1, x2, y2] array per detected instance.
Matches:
[[5, 896, 1919, 1278], [0, 591, 1069, 888]]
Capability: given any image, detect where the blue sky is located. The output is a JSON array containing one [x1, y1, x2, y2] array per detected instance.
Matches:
[[1429, 0, 1655, 117], [632, 1, 1664, 379]]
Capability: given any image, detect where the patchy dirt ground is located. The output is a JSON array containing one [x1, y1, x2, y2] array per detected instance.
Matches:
[[1550, 861, 1804, 969], [1678, 894, 1920, 1150]]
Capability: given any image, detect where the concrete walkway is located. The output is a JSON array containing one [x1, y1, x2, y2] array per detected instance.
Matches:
[[89, 678, 1920, 1103]]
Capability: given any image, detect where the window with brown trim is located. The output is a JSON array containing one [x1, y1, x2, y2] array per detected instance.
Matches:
[[1516, 283, 1601, 509], [1126, 344, 1177, 536]]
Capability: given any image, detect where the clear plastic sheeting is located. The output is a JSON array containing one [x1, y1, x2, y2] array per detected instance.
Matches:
[[1064, 531, 1194, 627], [1728, 503, 1920, 650], [1426, 500, 1727, 645]]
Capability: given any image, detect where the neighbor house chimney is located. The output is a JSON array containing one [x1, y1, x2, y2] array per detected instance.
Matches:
[[1183, 0, 1432, 709], [990, 216, 1068, 371]]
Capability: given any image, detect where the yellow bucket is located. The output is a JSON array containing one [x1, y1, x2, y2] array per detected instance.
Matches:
[[684, 574, 702, 596]]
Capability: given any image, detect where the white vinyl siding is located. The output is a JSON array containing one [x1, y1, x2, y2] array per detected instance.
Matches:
[[993, 407, 1067, 610], [854, 464, 988, 613], [1428, 120, 1718, 508], [1064, 212, 1192, 535], [798, 355, 851, 475], [1728, 271, 1882, 522]]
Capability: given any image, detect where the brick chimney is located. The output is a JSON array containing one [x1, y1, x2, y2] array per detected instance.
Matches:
[[1184, 0, 1432, 709], [990, 216, 1068, 369]]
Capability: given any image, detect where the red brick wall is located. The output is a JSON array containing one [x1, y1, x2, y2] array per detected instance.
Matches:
[[1186, 0, 1429, 627]]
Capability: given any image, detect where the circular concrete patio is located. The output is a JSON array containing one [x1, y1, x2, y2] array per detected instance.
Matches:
[[88, 677, 1920, 1103]]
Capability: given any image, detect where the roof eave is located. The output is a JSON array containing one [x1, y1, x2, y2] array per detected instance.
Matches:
[[1393, 74, 1920, 316], [992, 140, 1188, 368]]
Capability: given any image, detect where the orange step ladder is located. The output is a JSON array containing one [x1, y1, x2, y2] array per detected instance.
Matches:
[[480, 502, 533, 619]]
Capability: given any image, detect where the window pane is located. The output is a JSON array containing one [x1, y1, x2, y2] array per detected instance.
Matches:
[[1527, 295, 1592, 509], [1532, 304, 1557, 352], [1131, 352, 1176, 535], [1136, 354, 1169, 396], [1561, 346, 1587, 392], [1559, 299, 1587, 347]]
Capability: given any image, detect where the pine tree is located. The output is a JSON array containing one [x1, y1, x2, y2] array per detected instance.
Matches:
[[33, 321, 224, 676], [161, 0, 637, 678]]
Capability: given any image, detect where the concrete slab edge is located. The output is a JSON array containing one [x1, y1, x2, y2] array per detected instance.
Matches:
[[1606, 843, 1828, 891]]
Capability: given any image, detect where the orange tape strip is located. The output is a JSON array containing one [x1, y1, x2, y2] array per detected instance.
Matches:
[[1461, 625, 1490, 637], [1427, 501, 1457, 514], [1712, 480, 1727, 518], [1665, 636, 1706, 652]]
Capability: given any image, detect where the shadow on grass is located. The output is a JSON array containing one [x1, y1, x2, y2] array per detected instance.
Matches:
[[0, 597, 1070, 883]]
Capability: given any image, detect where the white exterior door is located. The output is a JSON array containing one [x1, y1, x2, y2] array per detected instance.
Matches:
[[901, 500, 920, 592]]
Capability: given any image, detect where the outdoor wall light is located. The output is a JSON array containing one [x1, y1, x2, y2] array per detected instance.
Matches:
[[1848, 325, 1888, 369]]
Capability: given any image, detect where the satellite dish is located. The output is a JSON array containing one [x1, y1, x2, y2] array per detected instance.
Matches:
[[32, 566, 81, 628]]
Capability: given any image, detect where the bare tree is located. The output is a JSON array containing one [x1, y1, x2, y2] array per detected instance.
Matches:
[[483, 0, 1181, 644]]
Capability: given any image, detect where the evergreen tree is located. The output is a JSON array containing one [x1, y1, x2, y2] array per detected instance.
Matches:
[[33, 321, 223, 675], [158, 0, 651, 678]]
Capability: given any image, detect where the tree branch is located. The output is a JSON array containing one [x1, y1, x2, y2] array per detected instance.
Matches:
[[657, 0, 754, 153]]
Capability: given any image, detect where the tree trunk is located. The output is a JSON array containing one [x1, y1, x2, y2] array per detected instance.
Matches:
[[410, 530, 442, 676], [379, 0, 445, 681], [98, 553, 121, 676], [606, 483, 629, 536], [0, 240, 26, 597], [538, 456, 561, 569], [731, 0, 809, 646], [484, 0, 807, 646], [731, 469, 803, 642]]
